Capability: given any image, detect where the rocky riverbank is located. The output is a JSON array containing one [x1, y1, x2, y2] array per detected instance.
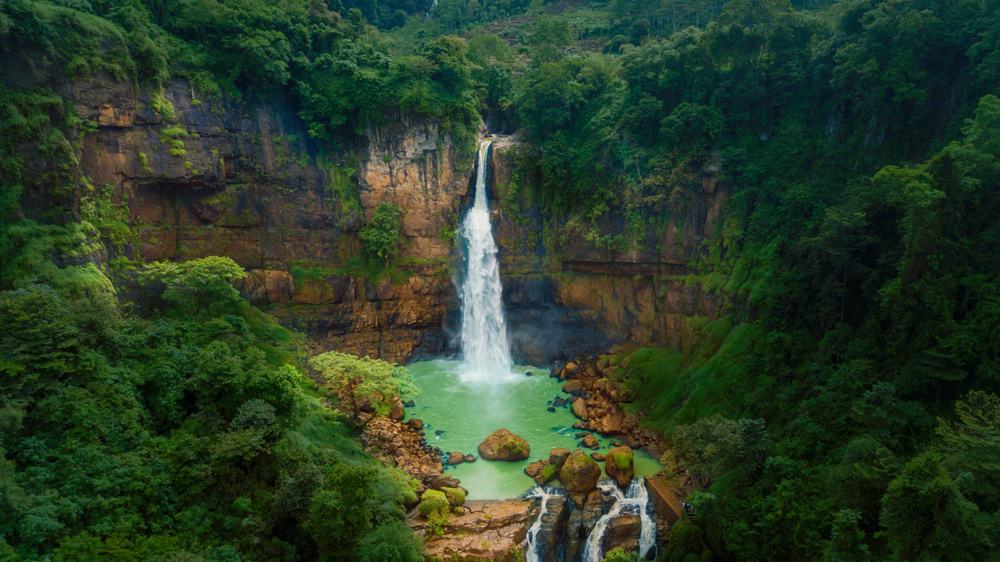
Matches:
[[556, 353, 667, 455]]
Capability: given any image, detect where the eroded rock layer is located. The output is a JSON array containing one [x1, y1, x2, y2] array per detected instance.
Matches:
[[37, 69, 725, 363]]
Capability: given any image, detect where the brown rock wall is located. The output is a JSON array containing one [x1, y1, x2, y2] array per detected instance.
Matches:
[[64, 75, 474, 362]]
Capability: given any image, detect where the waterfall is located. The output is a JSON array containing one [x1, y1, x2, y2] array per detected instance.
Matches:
[[581, 479, 657, 562], [458, 139, 512, 381], [524, 486, 559, 562]]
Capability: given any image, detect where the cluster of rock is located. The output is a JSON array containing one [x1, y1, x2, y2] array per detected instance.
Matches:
[[446, 451, 477, 465], [360, 415, 460, 494], [556, 357, 664, 453]]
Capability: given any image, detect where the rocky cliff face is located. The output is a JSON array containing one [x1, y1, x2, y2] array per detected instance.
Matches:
[[63, 74, 473, 362], [14, 64, 724, 363], [489, 136, 727, 361]]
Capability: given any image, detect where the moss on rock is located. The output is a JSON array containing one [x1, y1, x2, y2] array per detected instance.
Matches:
[[441, 486, 466, 508], [478, 428, 530, 461]]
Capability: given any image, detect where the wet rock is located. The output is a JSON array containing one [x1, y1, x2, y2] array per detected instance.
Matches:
[[447, 452, 465, 465], [478, 428, 530, 461], [604, 514, 641, 554], [533, 493, 569, 562], [559, 450, 601, 503], [572, 398, 589, 420], [525, 459, 558, 485], [404, 400, 416, 408], [566, 489, 604, 561], [553, 397, 568, 407], [561, 361, 579, 379], [547, 406, 556, 413], [562, 379, 584, 395], [435, 429, 446, 436], [464, 454, 476, 463], [407, 418, 424, 430], [593, 411, 623, 434], [605, 446, 635, 488], [548, 447, 571, 469], [581, 434, 599, 449], [591, 452, 606, 462], [525, 371, 533, 376], [524, 460, 546, 479]]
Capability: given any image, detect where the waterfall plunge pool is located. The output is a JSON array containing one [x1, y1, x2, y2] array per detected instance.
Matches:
[[406, 358, 662, 499]]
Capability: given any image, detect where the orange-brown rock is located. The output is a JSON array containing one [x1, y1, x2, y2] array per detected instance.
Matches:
[[411, 499, 535, 562]]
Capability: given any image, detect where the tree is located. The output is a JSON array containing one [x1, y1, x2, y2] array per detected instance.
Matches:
[[936, 391, 1000, 510], [880, 452, 989, 562], [139, 256, 246, 315], [665, 415, 769, 486], [361, 203, 403, 269], [308, 351, 415, 425]]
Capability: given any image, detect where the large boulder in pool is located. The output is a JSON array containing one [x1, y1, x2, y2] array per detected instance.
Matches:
[[605, 445, 634, 488], [559, 450, 601, 500], [478, 428, 530, 461]]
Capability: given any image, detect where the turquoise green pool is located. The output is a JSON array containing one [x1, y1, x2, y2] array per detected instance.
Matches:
[[405, 359, 662, 499]]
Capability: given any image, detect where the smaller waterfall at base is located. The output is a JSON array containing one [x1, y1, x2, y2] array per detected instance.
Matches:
[[458, 139, 513, 382], [524, 486, 562, 562], [581, 479, 657, 562]]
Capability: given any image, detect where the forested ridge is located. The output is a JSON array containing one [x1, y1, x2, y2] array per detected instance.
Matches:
[[1, 0, 999, 561]]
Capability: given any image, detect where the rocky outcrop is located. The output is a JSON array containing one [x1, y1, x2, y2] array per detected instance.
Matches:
[[533, 494, 570, 562], [33, 69, 476, 363], [412, 499, 535, 562], [478, 428, 530, 461], [360, 417, 444, 489], [559, 450, 601, 503], [562, 355, 666, 454], [524, 447, 571, 485], [565, 488, 605, 561], [491, 137, 727, 361], [605, 446, 635, 488], [604, 515, 641, 554]]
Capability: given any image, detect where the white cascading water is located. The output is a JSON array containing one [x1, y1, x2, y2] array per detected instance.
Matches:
[[459, 139, 513, 381], [581, 479, 656, 562], [524, 486, 559, 562]]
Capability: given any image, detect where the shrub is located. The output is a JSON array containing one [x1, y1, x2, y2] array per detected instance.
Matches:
[[361, 202, 403, 269]]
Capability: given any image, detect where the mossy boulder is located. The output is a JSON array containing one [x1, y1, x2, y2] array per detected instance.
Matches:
[[441, 486, 466, 508], [559, 450, 601, 499], [540, 462, 558, 483], [418, 489, 450, 518], [418, 489, 451, 536], [478, 428, 530, 461], [605, 445, 634, 488]]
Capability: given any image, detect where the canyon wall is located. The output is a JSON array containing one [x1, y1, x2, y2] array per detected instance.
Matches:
[[14, 68, 725, 363], [489, 137, 728, 361], [66, 75, 471, 361]]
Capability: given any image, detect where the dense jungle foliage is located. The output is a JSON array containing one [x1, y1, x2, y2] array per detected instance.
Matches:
[[487, 1, 999, 561], [1, 0, 999, 560]]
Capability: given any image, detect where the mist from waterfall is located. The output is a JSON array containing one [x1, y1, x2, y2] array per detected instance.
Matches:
[[459, 139, 513, 382]]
